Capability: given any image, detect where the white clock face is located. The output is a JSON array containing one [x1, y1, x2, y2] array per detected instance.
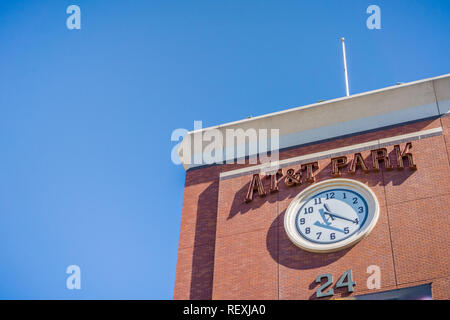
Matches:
[[284, 179, 379, 253], [295, 189, 368, 244]]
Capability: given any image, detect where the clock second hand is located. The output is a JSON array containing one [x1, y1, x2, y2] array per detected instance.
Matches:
[[323, 203, 335, 221]]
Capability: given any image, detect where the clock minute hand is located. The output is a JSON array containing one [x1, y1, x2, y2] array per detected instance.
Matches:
[[325, 211, 357, 224]]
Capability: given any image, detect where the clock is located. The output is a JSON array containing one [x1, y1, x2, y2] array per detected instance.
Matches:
[[284, 178, 380, 253]]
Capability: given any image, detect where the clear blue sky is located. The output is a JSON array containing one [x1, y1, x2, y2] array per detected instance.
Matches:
[[0, 0, 448, 299]]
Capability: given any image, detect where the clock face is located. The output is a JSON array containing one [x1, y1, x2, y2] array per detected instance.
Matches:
[[284, 179, 379, 253], [295, 189, 368, 244]]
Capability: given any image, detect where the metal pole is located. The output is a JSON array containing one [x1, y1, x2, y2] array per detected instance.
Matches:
[[341, 37, 350, 96]]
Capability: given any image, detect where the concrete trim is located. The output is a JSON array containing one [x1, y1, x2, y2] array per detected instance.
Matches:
[[219, 127, 443, 180], [191, 73, 450, 133], [179, 74, 450, 171]]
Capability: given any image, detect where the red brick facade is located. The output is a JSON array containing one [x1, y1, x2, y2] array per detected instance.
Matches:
[[174, 116, 450, 300]]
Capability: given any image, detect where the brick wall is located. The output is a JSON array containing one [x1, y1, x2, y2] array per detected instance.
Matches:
[[174, 116, 450, 300]]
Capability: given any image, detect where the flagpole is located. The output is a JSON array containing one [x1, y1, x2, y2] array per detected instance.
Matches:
[[341, 37, 350, 96]]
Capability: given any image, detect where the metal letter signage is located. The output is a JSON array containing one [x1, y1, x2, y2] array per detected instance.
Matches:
[[245, 142, 416, 203]]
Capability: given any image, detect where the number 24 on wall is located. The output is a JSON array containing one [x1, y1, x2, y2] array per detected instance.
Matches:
[[315, 270, 355, 298]]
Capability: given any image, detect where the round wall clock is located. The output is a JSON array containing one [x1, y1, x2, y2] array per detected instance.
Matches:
[[284, 178, 380, 253]]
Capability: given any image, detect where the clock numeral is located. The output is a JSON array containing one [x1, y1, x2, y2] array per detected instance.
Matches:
[[305, 227, 310, 234], [342, 192, 347, 199], [355, 218, 359, 225], [315, 274, 334, 298], [330, 233, 336, 240], [314, 198, 322, 205], [344, 227, 349, 234], [316, 232, 322, 240], [352, 197, 358, 204], [326, 192, 335, 200], [358, 206, 363, 213], [336, 269, 355, 293], [304, 207, 313, 214], [299, 218, 305, 225]]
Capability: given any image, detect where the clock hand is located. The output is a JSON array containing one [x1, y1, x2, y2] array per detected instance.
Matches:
[[323, 203, 356, 223], [323, 203, 335, 221], [313, 221, 346, 234], [318, 208, 332, 226], [324, 212, 358, 224]]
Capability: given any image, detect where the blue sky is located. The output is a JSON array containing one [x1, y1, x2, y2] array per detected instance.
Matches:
[[0, 0, 448, 299]]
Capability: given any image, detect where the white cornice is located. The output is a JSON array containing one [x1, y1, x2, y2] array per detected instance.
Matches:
[[178, 73, 450, 170]]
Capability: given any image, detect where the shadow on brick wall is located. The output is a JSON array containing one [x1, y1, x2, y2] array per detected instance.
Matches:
[[266, 211, 353, 270], [227, 174, 279, 220], [189, 180, 219, 299]]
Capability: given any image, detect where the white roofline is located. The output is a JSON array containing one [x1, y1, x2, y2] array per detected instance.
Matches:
[[178, 73, 450, 170], [188, 73, 450, 134]]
